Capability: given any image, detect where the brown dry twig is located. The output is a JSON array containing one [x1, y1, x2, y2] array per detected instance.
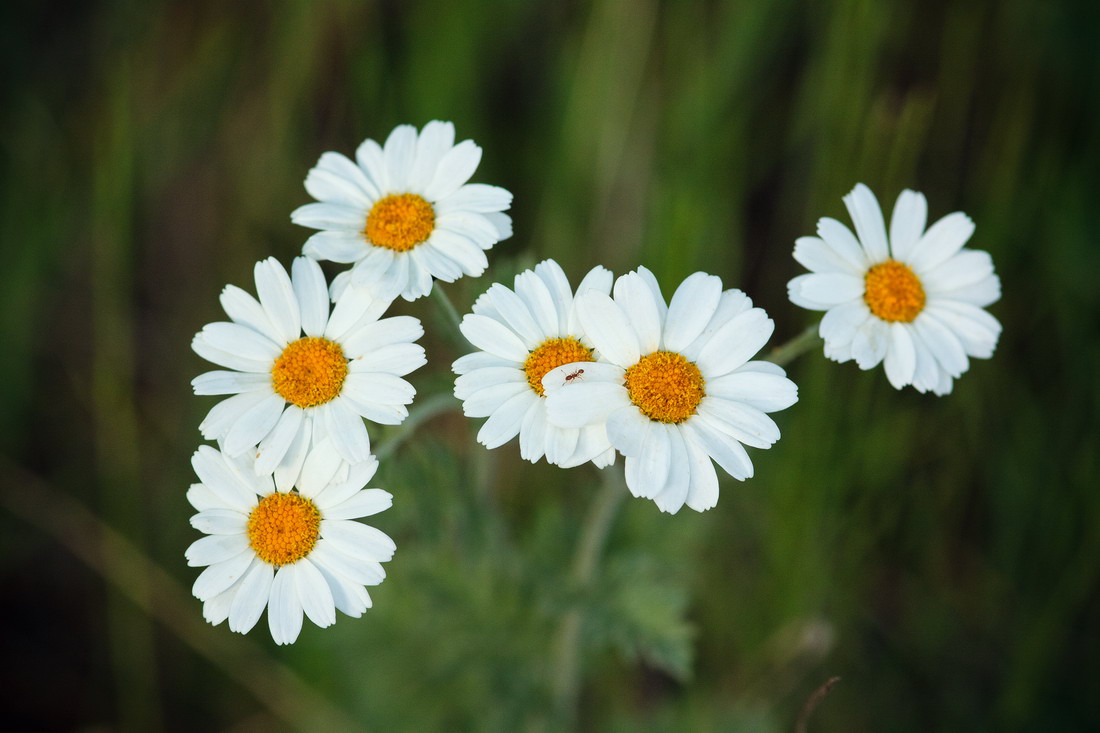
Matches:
[[795, 676, 841, 733]]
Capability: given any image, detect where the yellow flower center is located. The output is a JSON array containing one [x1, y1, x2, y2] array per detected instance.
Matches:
[[271, 337, 348, 408], [247, 492, 321, 567], [365, 193, 436, 251], [624, 351, 706, 424], [523, 337, 595, 397], [863, 260, 926, 323]]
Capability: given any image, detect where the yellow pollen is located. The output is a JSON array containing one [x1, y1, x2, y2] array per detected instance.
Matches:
[[365, 193, 435, 251], [864, 260, 926, 323], [247, 492, 321, 567], [523, 337, 594, 397], [271, 337, 348, 408], [624, 351, 705, 424]]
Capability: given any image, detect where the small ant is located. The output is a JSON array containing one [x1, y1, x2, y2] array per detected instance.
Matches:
[[562, 368, 585, 385]]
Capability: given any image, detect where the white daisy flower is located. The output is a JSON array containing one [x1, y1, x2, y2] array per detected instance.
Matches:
[[291, 121, 513, 302], [788, 183, 1002, 395], [452, 260, 616, 468], [541, 267, 799, 514], [185, 444, 395, 645], [191, 256, 426, 478]]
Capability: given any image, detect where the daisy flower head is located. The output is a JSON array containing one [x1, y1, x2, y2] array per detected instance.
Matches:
[[185, 444, 395, 645], [788, 183, 1002, 395], [291, 121, 513, 302], [542, 267, 799, 514], [452, 260, 616, 468], [192, 256, 426, 480]]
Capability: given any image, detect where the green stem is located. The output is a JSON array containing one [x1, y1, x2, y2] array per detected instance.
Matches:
[[373, 392, 459, 460], [764, 323, 821, 367], [550, 466, 627, 724], [431, 282, 464, 339]]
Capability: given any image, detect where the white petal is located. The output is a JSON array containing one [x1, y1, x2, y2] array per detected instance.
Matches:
[[889, 189, 927, 262], [922, 250, 994, 293], [305, 151, 377, 205], [274, 416, 312, 491], [604, 405, 650, 456], [818, 299, 871, 348], [294, 559, 336, 629], [454, 366, 525, 400], [322, 488, 392, 520], [193, 551, 254, 601], [883, 323, 917, 389], [796, 273, 865, 306], [908, 211, 975, 272], [194, 322, 280, 367], [192, 370, 270, 396], [663, 273, 723, 351], [462, 381, 529, 418], [321, 520, 396, 562], [816, 217, 870, 271], [533, 259, 573, 329], [843, 183, 889, 262], [412, 241, 463, 281], [683, 431, 720, 512], [312, 540, 386, 587], [698, 398, 780, 449], [623, 424, 672, 499], [924, 301, 1001, 359], [291, 202, 367, 231], [459, 313, 529, 361], [912, 313, 969, 378], [409, 120, 455, 191], [348, 247, 395, 289], [224, 394, 285, 457], [350, 343, 426, 376], [513, 270, 559, 337], [321, 401, 372, 464], [185, 533, 249, 567], [291, 257, 330, 338], [484, 211, 512, 240], [425, 139, 482, 201], [254, 258, 301, 344], [382, 124, 418, 192], [355, 138, 388, 194], [191, 508, 247, 535], [296, 439, 343, 498], [567, 265, 615, 335], [428, 229, 489, 275], [343, 372, 415, 405], [452, 351, 518, 375], [518, 400, 548, 463], [486, 283, 543, 347], [850, 318, 890, 369], [228, 561, 274, 634], [682, 288, 755, 358], [793, 236, 863, 276], [696, 308, 774, 377], [191, 445, 259, 508], [254, 405, 304, 476], [684, 418, 753, 480], [219, 285, 282, 344], [575, 290, 640, 367], [935, 274, 1000, 308], [652, 429, 690, 514], [267, 568, 304, 645], [434, 183, 513, 214], [342, 316, 424, 358], [477, 391, 534, 449], [705, 371, 798, 413], [544, 381, 629, 429], [435, 211, 499, 248], [613, 271, 663, 354]]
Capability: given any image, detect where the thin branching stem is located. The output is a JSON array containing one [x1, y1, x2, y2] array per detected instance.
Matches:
[[764, 323, 822, 368], [550, 465, 627, 725]]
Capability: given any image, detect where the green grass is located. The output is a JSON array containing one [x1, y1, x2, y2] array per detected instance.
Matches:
[[2, 0, 1098, 730]]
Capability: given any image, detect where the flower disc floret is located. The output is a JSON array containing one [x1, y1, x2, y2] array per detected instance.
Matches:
[[864, 260, 926, 323], [246, 492, 321, 567], [624, 351, 706, 424], [523, 337, 594, 397], [271, 337, 348, 408], [365, 193, 436, 251]]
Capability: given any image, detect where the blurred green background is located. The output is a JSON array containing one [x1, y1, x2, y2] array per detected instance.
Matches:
[[2, 0, 1098, 730]]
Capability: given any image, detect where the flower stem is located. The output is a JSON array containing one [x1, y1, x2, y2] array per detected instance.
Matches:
[[430, 282, 464, 339], [550, 465, 627, 724], [764, 323, 821, 367]]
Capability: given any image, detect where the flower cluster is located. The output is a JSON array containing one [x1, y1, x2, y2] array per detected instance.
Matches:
[[188, 122, 511, 643], [188, 121, 1002, 642]]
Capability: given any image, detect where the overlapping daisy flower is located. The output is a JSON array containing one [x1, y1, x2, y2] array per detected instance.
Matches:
[[541, 267, 799, 514], [191, 256, 426, 479], [291, 121, 513, 302], [186, 444, 395, 645], [452, 259, 616, 468], [788, 183, 1001, 395]]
